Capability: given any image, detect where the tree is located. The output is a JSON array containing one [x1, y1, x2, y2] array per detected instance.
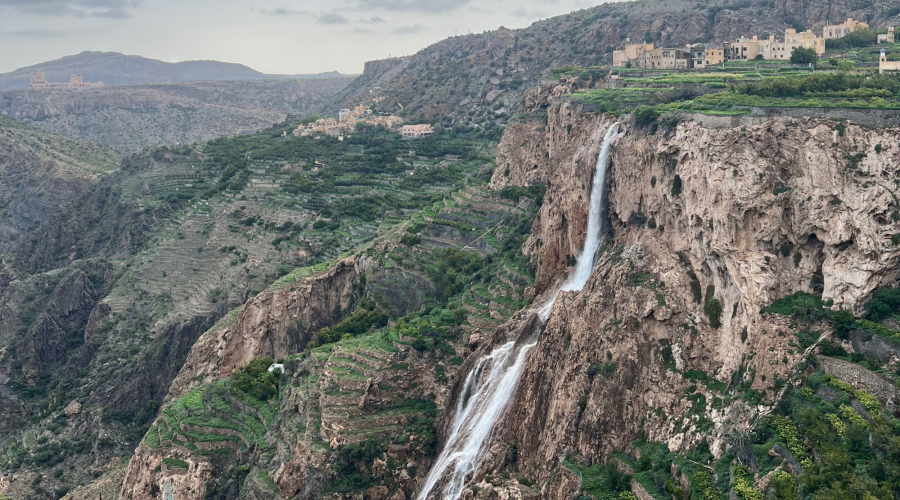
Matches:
[[790, 46, 818, 67]]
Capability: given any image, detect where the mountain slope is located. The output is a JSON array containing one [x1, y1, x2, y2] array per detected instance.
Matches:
[[333, 0, 899, 123], [0, 115, 121, 254], [1, 78, 353, 153], [0, 51, 346, 90]]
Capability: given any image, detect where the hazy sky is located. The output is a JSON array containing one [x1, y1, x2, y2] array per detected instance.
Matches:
[[0, 0, 602, 75]]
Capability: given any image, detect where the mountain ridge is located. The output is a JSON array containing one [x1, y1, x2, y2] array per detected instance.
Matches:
[[0, 51, 350, 90]]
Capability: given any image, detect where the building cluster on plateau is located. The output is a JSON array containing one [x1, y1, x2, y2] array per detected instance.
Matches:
[[614, 19, 893, 70], [30, 70, 103, 89], [293, 102, 434, 139]]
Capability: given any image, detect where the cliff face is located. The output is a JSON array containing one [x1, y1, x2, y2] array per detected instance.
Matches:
[[485, 91, 900, 484], [165, 259, 362, 401]]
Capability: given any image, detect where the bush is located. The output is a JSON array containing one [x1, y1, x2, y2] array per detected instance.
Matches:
[[862, 286, 900, 321], [634, 106, 661, 128], [232, 357, 280, 400], [671, 175, 683, 197], [587, 361, 617, 380], [831, 309, 856, 340], [706, 298, 723, 329]]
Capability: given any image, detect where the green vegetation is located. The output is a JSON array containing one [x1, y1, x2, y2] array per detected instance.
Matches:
[[232, 357, 281, 401]]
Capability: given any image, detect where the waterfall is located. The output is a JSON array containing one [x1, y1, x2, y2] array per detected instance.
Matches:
[[538, 122, 619, 320], [416, 122, 619, 500]]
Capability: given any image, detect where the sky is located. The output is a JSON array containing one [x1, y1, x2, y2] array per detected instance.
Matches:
[[0, 0, 603, 75]]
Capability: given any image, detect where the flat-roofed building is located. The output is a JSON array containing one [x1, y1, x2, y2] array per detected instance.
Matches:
[[878, 27, 895, 44], [692, 47, 725, 68], [823, 18, 868, 39], [638, 48, 691, 69], [880, 49, 900, 74], [613, 40, 654, 67], [401, 124, 434, 139]]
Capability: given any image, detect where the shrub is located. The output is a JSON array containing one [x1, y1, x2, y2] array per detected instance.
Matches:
[[831, 309, 856, 340], [588, 361, 617, 380], [671, 175, 683, 197], [862, 286, 900, 321], [706, 298, 723, 329], [232, 357, 280, 400], [634, 106, 661, 128], [400, 232, 421, 246], [163, 457, 189, 469]]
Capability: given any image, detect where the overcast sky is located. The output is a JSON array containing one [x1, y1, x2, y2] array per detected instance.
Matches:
[[0, 0, 603, 75]]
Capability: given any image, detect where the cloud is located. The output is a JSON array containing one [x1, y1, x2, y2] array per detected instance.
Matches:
[[258, 5, 311, 16], [359, 16, 385, 23], [0, 28, 68, 37], [0, 0, 141, 18], [352, 27, 374, 34], [392, 24, 423, 34], [356, 0, 470, 12], [319, 12, 349, 24], [511, 7, 547, 18]]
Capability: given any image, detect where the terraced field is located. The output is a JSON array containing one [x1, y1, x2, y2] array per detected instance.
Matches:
[[135, 179, 541, 498]]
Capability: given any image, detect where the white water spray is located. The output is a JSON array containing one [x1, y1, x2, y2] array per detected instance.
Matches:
[[416, 123, 619, 500]]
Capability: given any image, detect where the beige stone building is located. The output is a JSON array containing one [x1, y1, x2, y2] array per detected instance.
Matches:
[[691, 47, 725, 68], [638, 48, 691, 69], [878, 27, 895, 44], [30, 70, 103, 90], [613, 41, 654, 67], [823, 18, 868, 39], [785, 29, 826, 55], [725, 29, 824, 61], [880, 49, 900, 74], [401, 124, 434, 139]]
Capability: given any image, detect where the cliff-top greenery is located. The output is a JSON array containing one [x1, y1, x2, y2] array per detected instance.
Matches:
[[567, 40, 900, 118]]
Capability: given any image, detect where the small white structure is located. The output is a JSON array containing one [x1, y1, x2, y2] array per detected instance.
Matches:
[[880, 49, 900, 74], [268, 363, 285, 374]]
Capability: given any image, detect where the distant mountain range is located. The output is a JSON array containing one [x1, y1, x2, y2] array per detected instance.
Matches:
[[0, 51, 350, 90]]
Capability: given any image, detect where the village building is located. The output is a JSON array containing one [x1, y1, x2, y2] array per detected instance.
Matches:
[[725, 29, 824, 61], [878, 27, 895, 44], [401, 124, 435, 139], [613, 40, 654, 67], [638, 47, 691, 69], [785, 29, 826, 55], [880, 49, 900, 74], [691, 47, 725, 68], [823, 18, 868, 39], [30, 70, 103, 90], [293, 101, 403, 138]]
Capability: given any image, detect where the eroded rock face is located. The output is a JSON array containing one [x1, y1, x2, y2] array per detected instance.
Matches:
[[165, 259, 362, 401], [486, 94, 900, 484]]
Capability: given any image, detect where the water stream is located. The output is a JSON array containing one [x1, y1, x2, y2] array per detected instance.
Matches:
[[416, 122, 620, 500]]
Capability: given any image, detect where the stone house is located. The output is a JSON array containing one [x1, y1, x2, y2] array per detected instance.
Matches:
[[823, 18, 868, 39]]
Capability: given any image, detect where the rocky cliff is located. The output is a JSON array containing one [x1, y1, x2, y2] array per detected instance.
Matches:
[[477, 84, 900, 488]]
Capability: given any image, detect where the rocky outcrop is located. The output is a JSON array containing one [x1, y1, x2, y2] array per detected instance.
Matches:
[[165, 258, 362, 401], [19, 270, 99, 382], [485, 90, 900, 485]]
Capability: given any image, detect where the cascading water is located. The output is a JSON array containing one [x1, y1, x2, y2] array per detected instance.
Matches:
[[416, 122, 619, 500], [538, 122, 620, 320]]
